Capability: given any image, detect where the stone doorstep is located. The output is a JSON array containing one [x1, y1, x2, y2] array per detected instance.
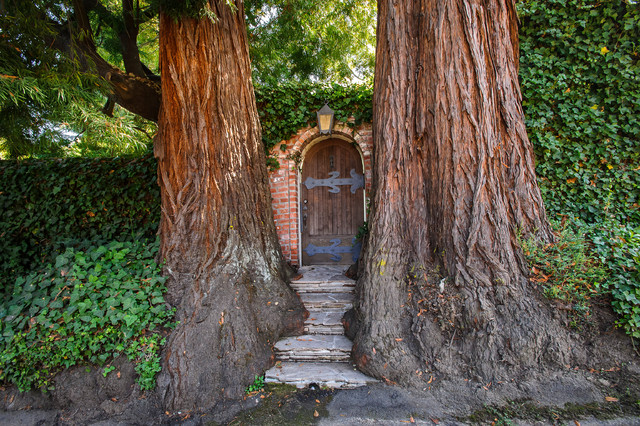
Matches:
[[264, 362, 378, 389], [295, 265, 352, 284]]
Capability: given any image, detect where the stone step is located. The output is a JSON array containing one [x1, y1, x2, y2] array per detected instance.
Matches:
[[274, 335, 352, 362], [299, 292, 354, 310], [265, 362, 378, 389], [295, 265, 353, 284], [290, 281, 355, 294], [305, 311, 344, 335]]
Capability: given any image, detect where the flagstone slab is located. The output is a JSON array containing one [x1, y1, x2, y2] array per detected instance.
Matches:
[[305, 310, 344, 335], [274, 335, 352, 362], [265, 362, 378, 389], [295, 265, 354, 284], [290, 281, 356, 293], [299, 292, 354, 310]]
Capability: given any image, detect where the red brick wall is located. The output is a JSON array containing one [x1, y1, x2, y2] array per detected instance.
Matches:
[[269, 122, 373, 266]]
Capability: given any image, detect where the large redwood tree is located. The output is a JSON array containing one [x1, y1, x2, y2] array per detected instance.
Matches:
[[153, 1, 305, 411], [348, 0, 575, 385]]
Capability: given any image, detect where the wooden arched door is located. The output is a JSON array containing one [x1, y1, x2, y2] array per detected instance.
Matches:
[[301, 139, 365, 265]]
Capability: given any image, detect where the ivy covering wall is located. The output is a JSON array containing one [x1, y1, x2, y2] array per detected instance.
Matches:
[[256, 83, 373, 151], [518, 0, 639, 225]]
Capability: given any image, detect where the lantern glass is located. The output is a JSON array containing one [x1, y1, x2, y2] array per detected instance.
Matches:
[[317, 103, 335, 134]]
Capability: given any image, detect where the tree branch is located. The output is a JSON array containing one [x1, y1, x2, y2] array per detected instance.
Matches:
[[119, 0, 146, 77], [52, 0, 161, 121]]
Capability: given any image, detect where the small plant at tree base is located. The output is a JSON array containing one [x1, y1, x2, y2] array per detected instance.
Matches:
[[355, 221, 368, 242], [521, 219, 608, 328], [246, 375, 266, 394], [102, 365, 116, 377]]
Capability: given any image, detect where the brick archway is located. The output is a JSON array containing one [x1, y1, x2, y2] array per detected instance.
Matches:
[[269, 123, 373, 266]]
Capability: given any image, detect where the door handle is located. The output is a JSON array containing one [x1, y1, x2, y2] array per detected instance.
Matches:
[[302, 199, 308, 231]]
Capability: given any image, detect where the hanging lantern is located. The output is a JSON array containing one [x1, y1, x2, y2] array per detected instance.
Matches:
[[317, 103, 335, 134]]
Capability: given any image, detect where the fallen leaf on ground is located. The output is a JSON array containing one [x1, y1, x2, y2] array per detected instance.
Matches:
[[605, 396, 619, 402]]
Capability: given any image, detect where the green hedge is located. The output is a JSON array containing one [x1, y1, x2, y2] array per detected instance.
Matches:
[[0, 154, 160, 289]]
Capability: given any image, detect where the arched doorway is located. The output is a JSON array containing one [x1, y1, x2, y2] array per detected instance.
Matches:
[[301, 138, 365, 265]]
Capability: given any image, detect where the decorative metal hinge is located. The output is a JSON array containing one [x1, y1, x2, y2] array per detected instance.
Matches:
[[303, 169, 364, 194], [304, 238, 362, 262]]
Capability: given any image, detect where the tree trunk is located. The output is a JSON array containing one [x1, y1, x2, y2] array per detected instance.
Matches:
[[349, 0, 574, 386], [154, 0, 306, 412]]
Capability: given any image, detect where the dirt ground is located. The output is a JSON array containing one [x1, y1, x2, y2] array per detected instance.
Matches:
[[1, 302, 639, 425]]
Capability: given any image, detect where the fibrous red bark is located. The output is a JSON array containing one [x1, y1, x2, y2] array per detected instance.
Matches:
[[154, 0, 305, 411], [349, 0, 574, 385]]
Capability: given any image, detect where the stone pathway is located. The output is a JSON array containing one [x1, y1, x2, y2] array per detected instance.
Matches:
[[265, 265, 378, 389]]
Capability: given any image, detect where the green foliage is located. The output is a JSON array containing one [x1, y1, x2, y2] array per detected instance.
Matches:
[[518, 0, 640, 224], [156, 0, 237, 20], [246, 0, 376, 84], [588, 219, 640, 337], [521, 220, 608, 328], [0, 239, 174, 392], [90, 0, 160, 74], [355, 221, 369, 242], [256, 83, 373, 153], [0, 1, 155, 159], [245, 374, 266, 393], [523, 216, 640, 337], [0, 154, 160, 289]]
